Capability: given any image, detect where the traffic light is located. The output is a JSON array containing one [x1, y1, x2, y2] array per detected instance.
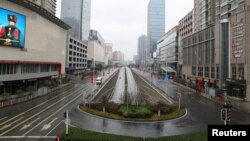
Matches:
[[221, 108, 227, 121]]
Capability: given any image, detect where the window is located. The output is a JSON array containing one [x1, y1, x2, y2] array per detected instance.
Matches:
[[211, 67, 215, 78], [0, 64, 17, 75], [51, 65, 58, 71], [21, 64, 39, 74], [192, 66, 196, 76], [205, 66, 209, 77], [40, 64, 50, 72], [232, 65, 236, 79], [216, 66, 220, 79], [238, 64, 244, 80], [198, 66, 203, 77]]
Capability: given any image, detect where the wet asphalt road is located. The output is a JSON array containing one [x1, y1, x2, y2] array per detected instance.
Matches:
[[1, 68, 250, 140]]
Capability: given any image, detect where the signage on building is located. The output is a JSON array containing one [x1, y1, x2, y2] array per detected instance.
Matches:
[[231, 18, 244, 58], [0, 8, 26, 48]]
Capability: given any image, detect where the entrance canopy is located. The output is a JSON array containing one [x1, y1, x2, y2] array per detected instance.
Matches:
[[161, 66, 176, 73]]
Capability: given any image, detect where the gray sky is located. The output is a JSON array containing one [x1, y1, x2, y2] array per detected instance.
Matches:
[[57, 0, 194, 61]]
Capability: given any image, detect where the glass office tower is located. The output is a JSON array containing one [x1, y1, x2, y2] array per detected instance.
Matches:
[[61, 0, 91, 41], [147, 0, 165, 57]]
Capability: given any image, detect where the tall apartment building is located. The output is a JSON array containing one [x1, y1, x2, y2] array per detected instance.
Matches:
[[182, 0, 216, 94], [61, 0, 91, 41], [137, 35, 147, 66], [28, 0, 57, 15], [147, 0, 165, 65], [179, 10, 194, 73]]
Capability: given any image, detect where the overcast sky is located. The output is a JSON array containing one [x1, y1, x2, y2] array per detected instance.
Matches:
[[56, 0, 193, 61]]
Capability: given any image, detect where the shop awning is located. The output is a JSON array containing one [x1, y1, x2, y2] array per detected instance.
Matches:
[[161, 66, 176, 73]]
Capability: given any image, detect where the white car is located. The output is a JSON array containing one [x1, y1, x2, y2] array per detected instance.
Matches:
[[96, 77, 102, 85]]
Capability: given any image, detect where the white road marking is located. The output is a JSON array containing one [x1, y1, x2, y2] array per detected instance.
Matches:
[[0, 88, 83, 136], [46, 120, 63, 136], [23, 93, 82, 136], [0, 86, 77, 126], [0, 116, 8, 121], [40, 118, 58, 131], [0, 113, 25, 126], [0, 136, 56, 139], [0, 117, 24, 131], [19, 117, 41, 131]]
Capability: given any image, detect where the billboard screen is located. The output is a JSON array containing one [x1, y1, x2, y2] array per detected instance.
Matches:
[[0, 8, 26, 48]]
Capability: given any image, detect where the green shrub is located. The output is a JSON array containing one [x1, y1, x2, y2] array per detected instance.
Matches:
[[0, 92, 11, 100], [26, 86, 36, 92], [118, 105, 152, 118], [15, 89, 24, 96]]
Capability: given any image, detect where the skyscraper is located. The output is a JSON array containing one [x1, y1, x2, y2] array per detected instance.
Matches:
[[147, 0, 165, 58], [137, 35, 147, 66], [61, 0, 91, 41]]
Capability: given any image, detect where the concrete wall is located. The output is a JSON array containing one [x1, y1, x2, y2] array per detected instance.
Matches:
[[87, 41, 105, 64], [0, 0, 67, 74]]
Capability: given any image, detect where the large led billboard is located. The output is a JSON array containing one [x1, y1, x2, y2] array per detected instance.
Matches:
[[0, 8, 26, 48]]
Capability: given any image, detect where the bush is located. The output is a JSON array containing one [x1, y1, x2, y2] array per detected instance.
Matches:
[[118, 105, 152, 118], [26, 86, 36, 92], [151, 104, 177, 115], [0, 92, 11, 100], [15, 89, 24, 96], [106, 102, 119, 113]]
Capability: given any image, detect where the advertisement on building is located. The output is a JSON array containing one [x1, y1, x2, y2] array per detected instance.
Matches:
[[0, 8, 26, 48]]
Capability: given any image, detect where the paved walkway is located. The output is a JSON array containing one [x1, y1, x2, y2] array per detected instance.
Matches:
[[134, 69, 250, 114]]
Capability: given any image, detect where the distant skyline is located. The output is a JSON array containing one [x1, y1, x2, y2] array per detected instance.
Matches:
[[57, 0, 194, 61]]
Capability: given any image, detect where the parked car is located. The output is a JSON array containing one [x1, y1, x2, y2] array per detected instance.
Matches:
[[96, 77, 102, 85]]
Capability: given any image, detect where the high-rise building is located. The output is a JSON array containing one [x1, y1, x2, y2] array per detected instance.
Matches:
[[147, 0, 165, 58], [27, 0, 57, 15], [61, 0, 91, 41], [137, 35, 147, 66]]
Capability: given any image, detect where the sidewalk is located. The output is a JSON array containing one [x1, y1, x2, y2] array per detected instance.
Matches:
[[133, 68, 250, 114]]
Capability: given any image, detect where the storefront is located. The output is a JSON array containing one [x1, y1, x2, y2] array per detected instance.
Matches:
[[226, 79, 246, 99]]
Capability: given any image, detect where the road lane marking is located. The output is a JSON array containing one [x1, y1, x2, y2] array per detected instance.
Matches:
[[19, 117, 41, 131], [46, 120, 63, 136], [0, 113, 25, 126], [0, 116, 7, 121], [0, 88, 83, 136], [0, 136, 56, 139], [23, 93, 82, 136], [0, 117, 24, 131], [40, 118, 58, 131], [0, 86, 78, 126]]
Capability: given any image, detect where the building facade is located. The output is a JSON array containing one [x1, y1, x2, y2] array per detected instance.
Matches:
[[87, 30, 106, 66], [61, 0, 91, 41], [157, 26, 179, 73], [65, 35, 87, 74], [182, 0, 216, 94], [137, 35, 147, 66], [0, 0, 70, 94], [27, 0, 57, 15], [147, 0, 165, 63], [216, 0, 249, 101]]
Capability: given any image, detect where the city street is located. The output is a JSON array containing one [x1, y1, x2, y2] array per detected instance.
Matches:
[[0, 70, 116, 141]]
